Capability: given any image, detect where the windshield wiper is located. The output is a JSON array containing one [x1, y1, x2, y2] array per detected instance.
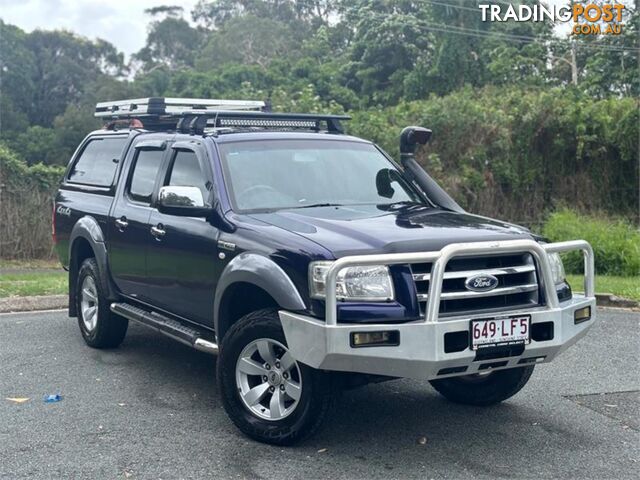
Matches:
[[384, 200, 423, 207], [381, 200, 429, 211], [293, 203, 343, 209]]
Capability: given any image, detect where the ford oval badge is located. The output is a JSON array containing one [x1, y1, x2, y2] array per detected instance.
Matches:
[[465, 273, 499, 292]]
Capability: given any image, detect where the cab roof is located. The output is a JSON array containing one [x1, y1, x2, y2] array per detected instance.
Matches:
[[208, 130, 371, 144], [87, 128, 372, 146]]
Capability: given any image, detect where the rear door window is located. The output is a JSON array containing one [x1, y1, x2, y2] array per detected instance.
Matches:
[[68, 137, 127, 186]]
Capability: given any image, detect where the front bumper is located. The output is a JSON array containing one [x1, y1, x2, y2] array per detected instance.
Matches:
[[280, 239, 596, 380]]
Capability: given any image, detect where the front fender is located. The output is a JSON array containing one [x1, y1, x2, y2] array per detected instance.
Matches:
[[213, 253, 306, 336]]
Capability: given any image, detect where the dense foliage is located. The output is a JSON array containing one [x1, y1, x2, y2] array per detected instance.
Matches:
[[349, 88, 639, 222], [0, 143, 64, 258], [0, 1, 638, 259], [543, 209, 640, 276]]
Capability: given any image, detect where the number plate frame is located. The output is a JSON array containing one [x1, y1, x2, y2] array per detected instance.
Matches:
[[469, 314, 531, 351]]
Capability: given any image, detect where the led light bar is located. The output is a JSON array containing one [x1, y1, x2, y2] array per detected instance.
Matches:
[[218, 118, 318, 129]]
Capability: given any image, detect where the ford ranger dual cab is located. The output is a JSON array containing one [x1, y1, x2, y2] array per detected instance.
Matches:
[[53, 97, 596, 445]]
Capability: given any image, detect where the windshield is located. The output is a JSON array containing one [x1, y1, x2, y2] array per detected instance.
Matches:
[[219, 139, 423, 211]]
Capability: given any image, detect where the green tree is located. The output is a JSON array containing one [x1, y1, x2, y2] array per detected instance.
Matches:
[[27, 30, 124, 126], [340, 0, 433, 105], [192, 0, 336, 31], [550, 0, 638, 96], [0, 21, 38, 131], [0, 24, 124, 128], [134, 9, 204, 72], [195, 15, 298, 70], [580, 4, 639, 97]]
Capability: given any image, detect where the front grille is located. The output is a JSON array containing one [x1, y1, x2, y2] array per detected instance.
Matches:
[[411, 253, 541, 317]]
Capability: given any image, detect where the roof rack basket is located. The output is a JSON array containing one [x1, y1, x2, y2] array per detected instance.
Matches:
[[95, 97, 350, 134]]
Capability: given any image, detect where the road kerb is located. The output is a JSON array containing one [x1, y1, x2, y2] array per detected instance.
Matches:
[[0, 295, 67, 313]]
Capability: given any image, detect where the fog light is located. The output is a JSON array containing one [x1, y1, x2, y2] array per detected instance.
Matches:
[[350, 330, 399, 347], [574, 306, 591, 324]]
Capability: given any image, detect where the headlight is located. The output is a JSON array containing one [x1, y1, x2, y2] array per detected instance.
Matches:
[[309, 261, 395, 301], [547, 252, 566, 284]]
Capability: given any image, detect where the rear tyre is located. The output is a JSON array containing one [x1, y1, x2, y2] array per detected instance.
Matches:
[[76, 258, 128, 348], [217, 308, 333, 445], [429, 366, 535, 406]]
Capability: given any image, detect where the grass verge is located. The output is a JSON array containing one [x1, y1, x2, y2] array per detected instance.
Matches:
[[566, 274, 640, 302], [0, 271, 67, 298], [0, 258, 60, 269]]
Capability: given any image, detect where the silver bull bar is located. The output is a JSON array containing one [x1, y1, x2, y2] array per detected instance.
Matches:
[[280, 239, 595, 380], [324, 239, 594, 325]]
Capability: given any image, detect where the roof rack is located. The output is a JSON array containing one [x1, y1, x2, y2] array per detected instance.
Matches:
[[95, 97, 266, 117], [95, 97, 350, 134]]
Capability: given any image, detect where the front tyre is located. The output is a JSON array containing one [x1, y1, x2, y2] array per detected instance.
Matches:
[[429, 366, 535, 406], [76, 258, 128, 348], [217, 309, 332, 445]]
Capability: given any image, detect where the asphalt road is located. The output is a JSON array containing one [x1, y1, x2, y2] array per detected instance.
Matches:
[[1, 308, 638, 480]]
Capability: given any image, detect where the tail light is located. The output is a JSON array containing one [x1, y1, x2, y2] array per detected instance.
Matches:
[[52, 203, 57, 244]]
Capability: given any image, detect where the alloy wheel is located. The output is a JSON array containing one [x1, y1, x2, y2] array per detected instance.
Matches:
[[80, 276, 99, 332], [235, 338, 302, 421]]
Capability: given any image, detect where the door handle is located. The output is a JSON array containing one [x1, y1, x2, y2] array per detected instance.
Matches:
[[115, 217, 128, 230], [150, 225, 166, 239]]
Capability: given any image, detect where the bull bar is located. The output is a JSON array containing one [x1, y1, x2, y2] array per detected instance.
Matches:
[[279, 239, 596, 380]]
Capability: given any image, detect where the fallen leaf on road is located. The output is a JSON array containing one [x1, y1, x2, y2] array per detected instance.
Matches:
[[417, 436, 428, 445], [6, 397, 29, 404], [317, 448, 328, 453]]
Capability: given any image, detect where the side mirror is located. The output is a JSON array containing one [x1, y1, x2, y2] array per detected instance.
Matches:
[[400, 126, 432, 155], [376, 168, 406, 199], [158, 186, 212, 217], [376, 169, 395, 198]]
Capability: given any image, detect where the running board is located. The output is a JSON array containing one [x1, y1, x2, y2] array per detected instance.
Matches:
[[110, 302, 218, 355]]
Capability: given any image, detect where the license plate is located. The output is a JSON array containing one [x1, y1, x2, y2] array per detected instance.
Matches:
[[470, 315, 531, 351]]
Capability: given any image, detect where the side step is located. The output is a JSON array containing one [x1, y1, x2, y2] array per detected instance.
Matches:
[[110, 302, 218, 355]]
